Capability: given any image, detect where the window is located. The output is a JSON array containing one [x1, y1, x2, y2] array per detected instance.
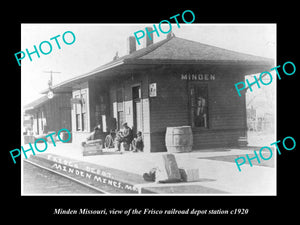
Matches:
[[190, 84, 208, 128], [74, 92, 87, 132], [81, 92, 87, 131], [132, 86, 141, 100], [76, 114, 81, 131], [116, 87, 124, 129], [74, 94, 81, 131], [81, 113, 87, 131]]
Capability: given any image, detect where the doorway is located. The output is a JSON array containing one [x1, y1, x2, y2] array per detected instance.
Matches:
[[132, 85, 142, 135]]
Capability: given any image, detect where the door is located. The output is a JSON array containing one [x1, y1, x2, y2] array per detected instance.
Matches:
[[134, 101, 142, 134], [132, 85, 142, 135]]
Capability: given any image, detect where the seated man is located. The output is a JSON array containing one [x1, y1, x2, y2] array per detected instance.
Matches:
[[132, 131, 144, 152], [82, 124, 104, 147], [115, 122, 133, 151], [104, 129, 116, 149]]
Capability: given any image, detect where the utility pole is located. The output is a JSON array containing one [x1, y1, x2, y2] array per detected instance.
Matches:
[[44, 70, 61, 99], [43, 70, 61, 89]]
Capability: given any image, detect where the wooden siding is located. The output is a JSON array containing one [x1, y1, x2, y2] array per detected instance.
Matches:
[[71, 82, 89, 144], [70, 75, 152, 151], [107, 73, 152, 152], [68, 65, 247, 151], [149, 72, 189, 133], [148, 65, 247, 152], [116, 73, 151, 152], [88, 79, 111, 131], [31, 93, 72, 135], [48, 93, 72, 132]]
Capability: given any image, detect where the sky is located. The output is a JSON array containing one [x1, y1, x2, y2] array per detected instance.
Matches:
[[21, 23, 276, 106]]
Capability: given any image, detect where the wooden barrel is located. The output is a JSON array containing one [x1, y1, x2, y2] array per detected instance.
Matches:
[[165, 126, 193, 153]]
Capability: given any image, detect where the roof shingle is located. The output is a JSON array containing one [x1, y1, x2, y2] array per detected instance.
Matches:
[[139, 37, 272, 62], [41, 36, 273, 94]]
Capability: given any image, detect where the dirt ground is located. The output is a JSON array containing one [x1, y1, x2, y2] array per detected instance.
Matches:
[[247, 130, 276, 147]]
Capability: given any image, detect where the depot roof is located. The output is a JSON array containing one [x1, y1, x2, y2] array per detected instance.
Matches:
[[42, 35, 273, 94], [24, 94, 57, 112]]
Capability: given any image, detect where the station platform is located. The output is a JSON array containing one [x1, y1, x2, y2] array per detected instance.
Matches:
[[22, 142, 276, 195]]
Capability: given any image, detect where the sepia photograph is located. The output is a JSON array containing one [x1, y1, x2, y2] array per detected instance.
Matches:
[[20, 23, 276, 195]]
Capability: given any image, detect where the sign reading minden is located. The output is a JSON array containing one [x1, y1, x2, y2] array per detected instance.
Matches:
[[181, 74, 216, 81]]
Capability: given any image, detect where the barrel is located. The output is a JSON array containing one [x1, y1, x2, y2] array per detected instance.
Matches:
[[165, 126, 193, 153]]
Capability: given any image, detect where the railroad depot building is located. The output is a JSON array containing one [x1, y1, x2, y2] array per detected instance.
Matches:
[[24, 93, 72, 135], [39, 32, 273, 153]]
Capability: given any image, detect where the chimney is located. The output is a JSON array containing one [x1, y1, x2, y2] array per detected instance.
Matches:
[[127, 36, 136, 54], [144, 27, 154, 47], [113, 51, 119, 60]]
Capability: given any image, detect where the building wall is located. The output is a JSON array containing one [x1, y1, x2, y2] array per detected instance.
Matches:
[[71, 82, 90, 145], [124, 73, 151, 152], [109, 73, 151, 152], [148, 67, 188, 152], [44, 93, 72, 133], [30, 94, 72, 135], [70, 76, 151, 150], [32, 112, 39, 135], [68, 65, 247, 152], [88, 79, 111, 132], [148, 65, 247, 152]]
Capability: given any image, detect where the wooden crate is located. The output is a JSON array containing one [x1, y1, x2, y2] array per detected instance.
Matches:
[[82, 140, 103, 156]]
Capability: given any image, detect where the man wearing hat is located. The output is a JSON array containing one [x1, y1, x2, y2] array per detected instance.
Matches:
[[115, 122, 133, 151]]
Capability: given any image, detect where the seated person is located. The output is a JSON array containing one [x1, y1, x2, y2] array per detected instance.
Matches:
[[104, 129, 116, 148], [82, 124, 104, 147], [115, 122, 133, 151], [132, 131, 144, 152]]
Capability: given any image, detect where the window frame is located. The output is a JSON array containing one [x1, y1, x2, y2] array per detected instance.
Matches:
[[81, 92, 87, 132], [189, 82, 209, 129], [74, 93, 82, 131], [74, 90, 89, 132]]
